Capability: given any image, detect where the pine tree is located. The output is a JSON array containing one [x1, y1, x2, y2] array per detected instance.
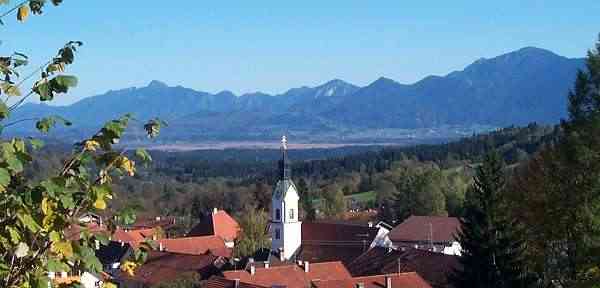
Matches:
[[451, 151, 535, 288]]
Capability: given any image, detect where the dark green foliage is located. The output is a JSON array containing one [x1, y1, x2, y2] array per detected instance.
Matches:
[[452, 151, 536, 288]]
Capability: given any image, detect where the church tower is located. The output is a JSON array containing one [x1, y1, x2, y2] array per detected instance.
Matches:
[[271, 136, 302, 260]]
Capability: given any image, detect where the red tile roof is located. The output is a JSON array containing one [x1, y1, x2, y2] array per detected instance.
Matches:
[[347, 247, 460, 288], [201, 277, 267, 288], [188, 210, 240, 241], [388, 216, 461, 244], [312, 272, 432, 288], [121, 251, 221, 285], [301, 222, 379, 245], [158, 236, 231, 257], [223, 261, 352, 288]]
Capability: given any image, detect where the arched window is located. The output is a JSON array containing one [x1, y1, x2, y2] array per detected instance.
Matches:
[[289, 209, 295, 220], [275, 209, 281, 220]]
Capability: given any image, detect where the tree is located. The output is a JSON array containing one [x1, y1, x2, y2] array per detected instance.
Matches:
[[451, 151, 535, 288], [321, 183, 346, 218], [0, 2, 165, 287], [508, 34, 600, 287], [297, 178, 316, 221], [152, 272, 201, 288], [234, 206, 270, 259], [375, 179, 397, 223]]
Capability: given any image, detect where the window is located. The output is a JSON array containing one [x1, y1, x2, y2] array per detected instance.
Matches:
[[289, 209, 295, 220], [275, 228, 281, 239], [275, 209, 281, 220]]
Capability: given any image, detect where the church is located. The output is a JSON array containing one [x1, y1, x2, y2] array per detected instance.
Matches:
[[264, 136, 390, 265]]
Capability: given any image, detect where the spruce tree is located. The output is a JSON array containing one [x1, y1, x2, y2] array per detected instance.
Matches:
[[451, 151, 535, 288]]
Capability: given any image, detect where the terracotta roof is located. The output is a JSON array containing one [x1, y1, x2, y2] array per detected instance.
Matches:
[[312, 272, 432, 288], [388, 216, 461, 244], [188, 210, 240, 241], [121, 251, 222, 285], [158, 236, 231, 257], [130, 216, 177, 230], [222, 261, 352, 288], [301, 222, 379, 245], [297, 244, 369, 265], [201, 277, 267, 288], [347, 247, 460, 288]]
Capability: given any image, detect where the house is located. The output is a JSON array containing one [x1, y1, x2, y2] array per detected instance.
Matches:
[[223, 261, 352, 288], [388, 216, 462, 255], [347, 246, 460, 288], [119, 250, 227, 287], [188, 208, 241, 247], [157, 235, 232, 257], [295, 221, 380, 265], [311, 272, 432, 288]]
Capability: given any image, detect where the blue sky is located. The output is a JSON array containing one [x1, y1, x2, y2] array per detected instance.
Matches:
[[2, 0, 599, 105]]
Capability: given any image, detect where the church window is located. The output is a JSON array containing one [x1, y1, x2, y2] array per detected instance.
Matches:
[[289, 209, 295, 220], [275, 209, 281, 220], [275, 228, 280, 239]]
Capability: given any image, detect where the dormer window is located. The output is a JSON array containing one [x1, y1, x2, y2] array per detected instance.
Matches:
[[276, 209, 281, 220]]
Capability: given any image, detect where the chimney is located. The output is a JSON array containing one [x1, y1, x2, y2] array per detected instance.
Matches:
[[385, 275, 393, 288], [248, 258, 255, 275], [155, 216, 161, 221], [368, 221, 373, 227], [159, 242, 164, 251], [234, 279, 240, 288], [356, 283, 365, 288], [304, 261, 309, 273], [264, 261, 270, 269], [213, 207, 218, 215], [279, 248, 284, 261], [120, 241, 124, 247]]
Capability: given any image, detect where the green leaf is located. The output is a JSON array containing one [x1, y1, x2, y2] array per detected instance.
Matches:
[[29, 138, 44, 150], [47, 258, 70, 273], [33, 81, 50, 101], [17, 212, 41, 233], [135, 148, 152, 166], [0, 167, 10, 188], [1, 83, 21, 96], [35, 116, 71, 134], [0, 102, 8, 120], [53, 75, 78, 88], [7, 227, 21, 244]]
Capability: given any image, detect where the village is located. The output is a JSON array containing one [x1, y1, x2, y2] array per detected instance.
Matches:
[[54, 137, 462, 288]]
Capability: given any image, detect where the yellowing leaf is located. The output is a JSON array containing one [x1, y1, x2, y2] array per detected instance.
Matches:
[[50, 241, 73, 258], [17, 5, 29, 22], [120, 261, 137, 276], [41, 197, 56, 216], [83, 140, 100, 152], [117, 156, 136, 176], [102, 283, 118, 288], [94, 198, 107, 210]]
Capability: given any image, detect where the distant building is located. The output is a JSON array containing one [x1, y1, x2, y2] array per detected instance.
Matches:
[[347, 246, 460, 288], [223, 261, 352, 288], [388, 215, 462, 256], [119, 251, 226, 287], [311, 272, 432, 288], [188, 208, 240, 248]]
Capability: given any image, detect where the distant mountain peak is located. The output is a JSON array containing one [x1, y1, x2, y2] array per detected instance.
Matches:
[[147, 80, 168, 88], [371, 77, 398, 86]]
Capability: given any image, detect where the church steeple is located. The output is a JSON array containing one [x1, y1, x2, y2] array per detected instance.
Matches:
[[271, 135, 302, 261]]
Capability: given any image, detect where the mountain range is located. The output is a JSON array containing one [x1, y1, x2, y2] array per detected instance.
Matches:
[[11, 47, 585, 143]]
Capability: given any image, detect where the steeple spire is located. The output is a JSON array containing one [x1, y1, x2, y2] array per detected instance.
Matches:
[[279, 135, 291, 181]]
